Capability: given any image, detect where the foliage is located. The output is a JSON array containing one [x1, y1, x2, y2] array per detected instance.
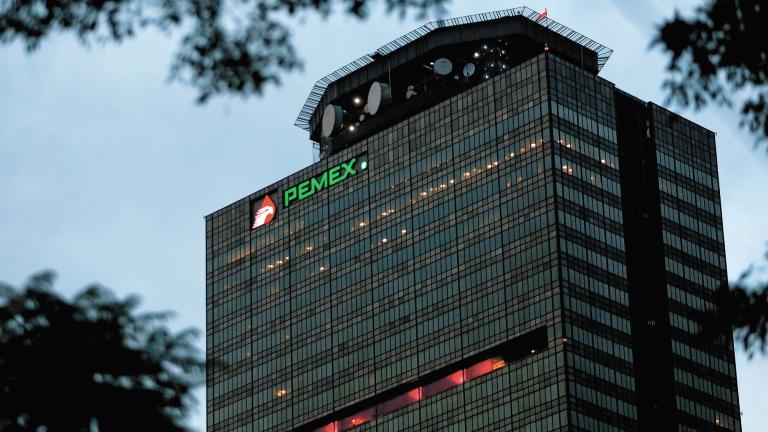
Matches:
[[654, 0, 768, 146], [656, 0, 768, 356], [704, 265, 768, 357], [0, 0, 447, 102], [0, 271, 204, 431]]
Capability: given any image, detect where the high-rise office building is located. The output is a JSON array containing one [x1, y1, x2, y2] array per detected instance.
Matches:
[[206, 8, 740, 431]]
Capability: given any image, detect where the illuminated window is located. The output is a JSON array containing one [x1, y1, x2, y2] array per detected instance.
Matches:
[[338, 408, 375, 431], [314, 423, 337, 432], [309, 352, 514, 431], [422, 370, 464, 398], [465, 357, 504, 380], [377, 388, 421, 416]]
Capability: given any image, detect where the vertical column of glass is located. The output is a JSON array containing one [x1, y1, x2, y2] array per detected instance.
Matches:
[[247, 197, 292, 431], [368, 125, 419, 430], [407, 101, 464, 430], [652, 106, 741, 431], [289, 183, 333, 426], [451, 73, 508, 431], [324, 152, 375, 411], [548, 55, 638, 431], [498, 54, 565, 431]]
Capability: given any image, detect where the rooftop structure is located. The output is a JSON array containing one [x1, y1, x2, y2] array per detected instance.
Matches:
[[294, 7, 612, 155]]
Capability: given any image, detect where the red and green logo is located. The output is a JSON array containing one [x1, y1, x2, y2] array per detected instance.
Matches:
[[251, 195, 276, 229]]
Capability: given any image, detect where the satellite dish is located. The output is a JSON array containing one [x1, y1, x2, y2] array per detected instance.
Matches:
[[367, 81, 391, 115], [463, 63, 476, 78], [434, 58, 453, 76], [321, 104, 344, 138]]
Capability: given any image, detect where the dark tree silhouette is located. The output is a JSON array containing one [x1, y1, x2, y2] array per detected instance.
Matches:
[[655, 0, 768, 145], [0, 0, 447, 102], [0, 271, 204, 431], [703, 266, 768, 358], [656, 0, 768, 355]]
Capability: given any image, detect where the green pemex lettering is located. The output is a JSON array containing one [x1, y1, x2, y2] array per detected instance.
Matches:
[[284, 187, 297, 207], [283, 156, 365, 208], [311, 172, 328, 191]]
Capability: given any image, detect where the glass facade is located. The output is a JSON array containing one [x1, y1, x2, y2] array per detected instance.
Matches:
[[207, 54, 571, 432], [206, 47, 740, 432], [549, 56, 638, 431], [651, 106, 741, 431]]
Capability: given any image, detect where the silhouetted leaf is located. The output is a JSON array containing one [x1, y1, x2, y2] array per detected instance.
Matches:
[[0, 0, 448, 102], [697, 267, 768, 358], [655, 0, 768, 148], [0, 271, 204, 431]]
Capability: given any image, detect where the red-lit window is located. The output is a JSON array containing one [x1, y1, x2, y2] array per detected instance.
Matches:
[[377, 388, 421, 415], [338, 408, 375, 431], [314, 423, 337, 432], [306, 353, 514, 431], [465, 357, 505, 380], [422, 370, 464, 398]]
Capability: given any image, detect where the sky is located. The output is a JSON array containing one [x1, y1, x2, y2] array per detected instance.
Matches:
[[0, 0, 765, 430]]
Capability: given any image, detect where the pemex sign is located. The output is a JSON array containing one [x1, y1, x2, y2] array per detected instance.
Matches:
[[283, 155, 367, 208], [251, 154, 368, 230]]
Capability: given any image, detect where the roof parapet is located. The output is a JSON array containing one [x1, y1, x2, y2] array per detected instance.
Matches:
[[294, 7, 612, 132]]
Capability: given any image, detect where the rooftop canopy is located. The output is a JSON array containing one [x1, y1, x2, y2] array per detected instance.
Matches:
[[294, 7, 612, 133]]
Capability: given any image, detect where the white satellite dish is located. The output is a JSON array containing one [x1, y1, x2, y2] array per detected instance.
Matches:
[[434, 58, 453, 76], [321, 104, 343, 138], [367, 81, 391, 115], [463, 63, 476, 78]]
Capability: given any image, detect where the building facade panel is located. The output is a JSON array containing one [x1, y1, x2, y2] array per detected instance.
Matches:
[[207, 12, 740, 432], [207, 55, 573, 432], [650, 105, 741, 431]]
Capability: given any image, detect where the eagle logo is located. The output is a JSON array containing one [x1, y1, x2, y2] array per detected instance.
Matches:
[[252, 195, 276, 229]]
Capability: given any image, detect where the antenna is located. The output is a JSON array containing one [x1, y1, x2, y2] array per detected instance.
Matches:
[[367, 81, 392, 115], [433, 58, 453, 76], [321, 104, 344, 138]]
